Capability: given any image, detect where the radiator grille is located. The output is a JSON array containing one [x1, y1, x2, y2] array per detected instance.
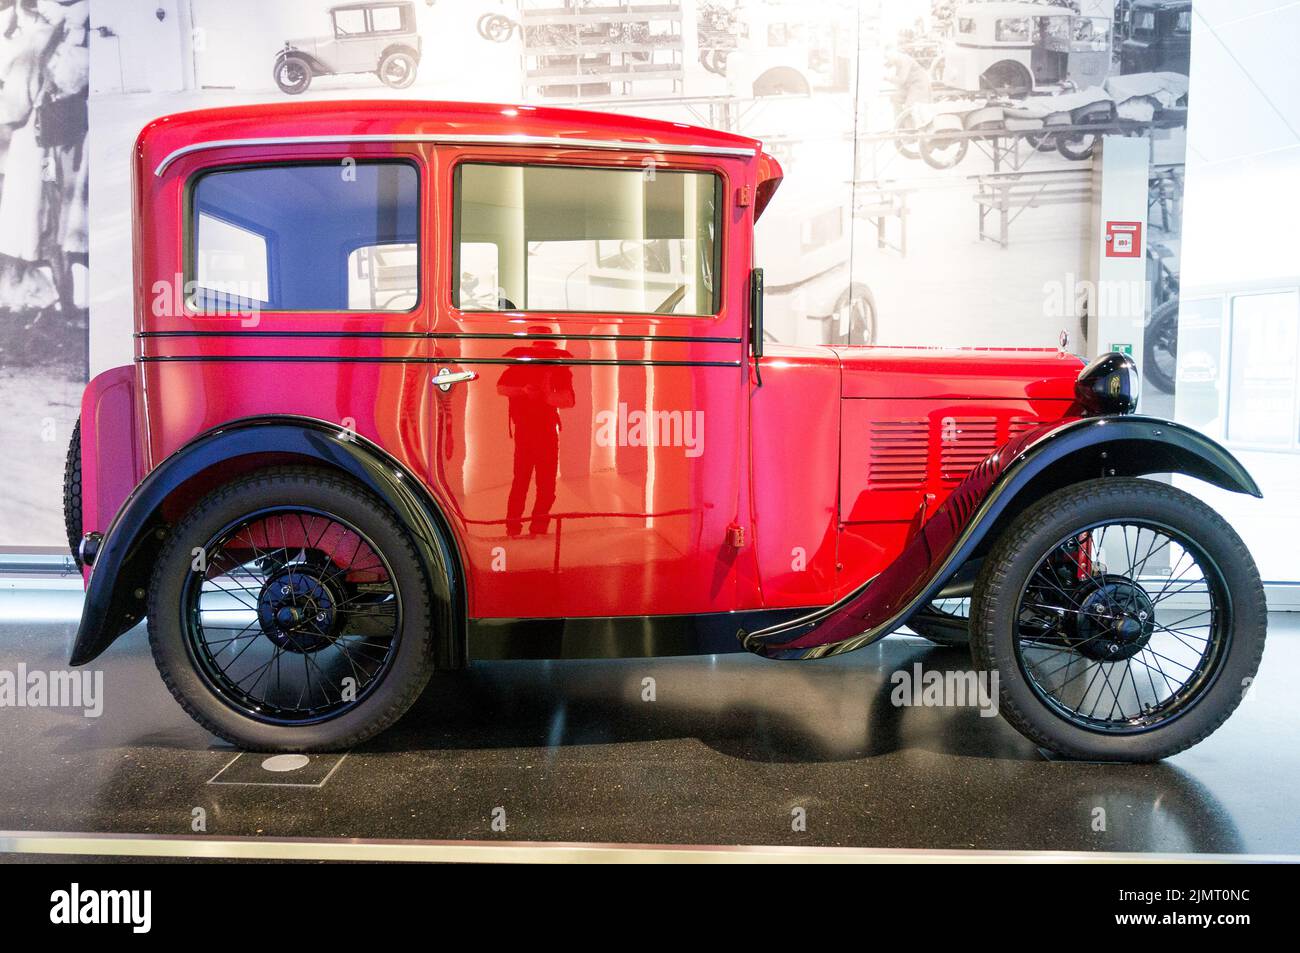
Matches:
[[1008, 416, 1045, 438], [939, 416, 999, 484], [866, 419, 929, 489]]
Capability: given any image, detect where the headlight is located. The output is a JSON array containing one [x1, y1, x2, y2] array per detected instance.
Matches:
[[1075, 351, 1140, 415]]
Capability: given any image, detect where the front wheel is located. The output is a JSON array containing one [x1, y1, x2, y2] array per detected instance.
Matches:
[[970, 478, 1266, 762], [274, 55, 312, 95], [147, 468, 436, 751]]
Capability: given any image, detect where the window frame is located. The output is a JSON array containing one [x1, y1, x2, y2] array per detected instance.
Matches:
[[331, 7, 369, 38], [183, 157, 424, 317], [448, 157, 727, 320]]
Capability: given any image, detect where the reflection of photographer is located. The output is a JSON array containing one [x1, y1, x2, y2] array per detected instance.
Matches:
[[0, 0, 87, 316], [497, 334, 576, 537]]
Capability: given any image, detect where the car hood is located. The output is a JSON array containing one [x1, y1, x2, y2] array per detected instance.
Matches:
[[285, 37, 320, 55], [832, 345, 1085, 401]]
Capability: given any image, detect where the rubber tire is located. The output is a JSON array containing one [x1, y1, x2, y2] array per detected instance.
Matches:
[[830, 283, 877, 346], [907, 601, 970, 646], [274, 55, 312, 95], [970, 478, 1266, 762], [147, 467, 436, 751], [378, 50, 418, 89], [1144, 298, 1179, 395], [63, 417, 82, 568], [979, 61, 1032, 97], [1056, 133, 1098, 161], [921, 133, 968, 170]]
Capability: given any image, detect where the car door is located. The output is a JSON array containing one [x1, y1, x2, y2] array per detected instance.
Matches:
[[324, 6, 379, 74], [426, 144, 754, 623]]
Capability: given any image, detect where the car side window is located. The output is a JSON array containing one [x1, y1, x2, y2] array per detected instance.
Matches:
[[191, 161, 419, 313], [369, 5, 405, 33], [334, 9, 367, 36], [453, 162, 721, 316]]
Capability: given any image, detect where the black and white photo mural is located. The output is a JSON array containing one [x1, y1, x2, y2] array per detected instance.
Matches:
[[0, 0, 88, 549], [2, 0, 1205, 553]]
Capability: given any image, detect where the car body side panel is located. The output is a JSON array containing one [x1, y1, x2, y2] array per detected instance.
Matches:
[[79, 365, 144, 571], [746, 346, 841, 608]]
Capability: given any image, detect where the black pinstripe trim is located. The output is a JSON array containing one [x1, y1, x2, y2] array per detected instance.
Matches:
[[137, 355, 742, 367], [136, 331, 742, 344]]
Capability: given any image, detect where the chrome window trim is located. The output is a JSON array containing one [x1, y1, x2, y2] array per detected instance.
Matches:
[[155, 134, 757, 176]]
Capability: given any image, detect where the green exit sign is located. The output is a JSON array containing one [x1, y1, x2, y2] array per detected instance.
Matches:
[[1110, 343, 1133, 355]]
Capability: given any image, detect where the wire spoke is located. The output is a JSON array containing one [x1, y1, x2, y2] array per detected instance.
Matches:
[[185, 506, 401, 723], [1012, 519, 1226, 733]]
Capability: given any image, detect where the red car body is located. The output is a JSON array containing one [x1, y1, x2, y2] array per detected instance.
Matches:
[[71, 100, 1255, 672]]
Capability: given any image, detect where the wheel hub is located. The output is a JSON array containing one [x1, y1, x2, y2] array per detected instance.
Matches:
[[257, 568, 338, 653], [1072, 576, 1156, 661]]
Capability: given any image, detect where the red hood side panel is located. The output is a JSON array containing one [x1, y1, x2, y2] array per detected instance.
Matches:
[[833, 346, 1085, 401]]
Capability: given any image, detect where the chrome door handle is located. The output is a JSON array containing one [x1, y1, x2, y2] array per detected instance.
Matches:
[[434, 368, 477, 392]]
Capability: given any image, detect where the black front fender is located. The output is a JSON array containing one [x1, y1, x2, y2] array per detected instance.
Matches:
[[69, 416, 465, 668], [740, 415, 1259, 659]]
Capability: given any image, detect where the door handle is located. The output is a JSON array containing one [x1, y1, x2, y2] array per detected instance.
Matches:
[[433, 367, 478, 392]]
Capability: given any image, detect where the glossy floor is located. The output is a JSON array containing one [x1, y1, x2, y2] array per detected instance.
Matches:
[[1, 582, 1297, 856]]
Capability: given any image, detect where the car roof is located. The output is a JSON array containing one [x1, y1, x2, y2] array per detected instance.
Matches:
[[138, 99, 765, 178]]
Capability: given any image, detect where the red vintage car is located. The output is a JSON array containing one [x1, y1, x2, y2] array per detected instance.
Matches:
[[65, 100, 1265, 760]]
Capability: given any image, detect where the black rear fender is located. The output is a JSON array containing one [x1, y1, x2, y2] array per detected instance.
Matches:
[[69, 416, 465, 668]]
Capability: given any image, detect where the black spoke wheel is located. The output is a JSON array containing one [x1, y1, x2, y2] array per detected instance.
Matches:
[[1013, 523, 1227, 733], [182, 507, 400, 725], [971, 479, 1266, 761], [148, 468, 436, 751]]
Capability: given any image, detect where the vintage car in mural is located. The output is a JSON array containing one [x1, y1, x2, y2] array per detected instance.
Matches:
[[1120, 0, 1192, 76], [937, 1, 1112, 96], [64, 101, 1265, 761], [274, 1, 420, 95]]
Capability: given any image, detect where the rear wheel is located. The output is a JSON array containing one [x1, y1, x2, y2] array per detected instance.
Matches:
[[378, 50, 418, 89], [63, 417, 82, 568], [980, 61, 1032, 97], [829, 283, 877, 346], [1144, 298, 1179, 394], [971, 479, 1266, 761], [1056, 132, 1098, 161], [148, 468, 436, 751]]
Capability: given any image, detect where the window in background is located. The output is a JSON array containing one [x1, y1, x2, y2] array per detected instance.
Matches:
[[1226, 291, 1299, 449]]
